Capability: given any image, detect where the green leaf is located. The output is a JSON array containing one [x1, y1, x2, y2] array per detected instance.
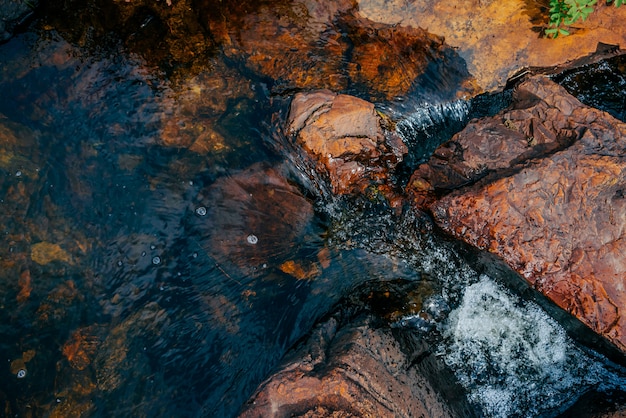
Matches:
[[559, 28, 570, 35]]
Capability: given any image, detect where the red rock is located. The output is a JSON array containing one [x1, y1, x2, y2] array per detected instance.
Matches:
[[196, 164, 315, 278], [198, 0, 462, 100], [239, 314, 457, 417], [413, 75, 626, 353], [359, 0, 626, 92], [286, 90, 406, 196]]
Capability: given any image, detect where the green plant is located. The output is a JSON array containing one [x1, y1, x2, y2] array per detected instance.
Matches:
[[545, 0, 621, 38]]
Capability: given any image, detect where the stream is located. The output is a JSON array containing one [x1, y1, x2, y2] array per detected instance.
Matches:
[[2, 7, 626, 418]]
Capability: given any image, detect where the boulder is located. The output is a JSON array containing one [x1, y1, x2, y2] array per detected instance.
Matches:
[[286, 90, 406, 197], [0, 0, 37, 43], [239, 313, 461, 417], [193, 164, 315, 279], [409, 75, 626, 353], [198, 0, 473, 100], [358, 0, 626, 92]]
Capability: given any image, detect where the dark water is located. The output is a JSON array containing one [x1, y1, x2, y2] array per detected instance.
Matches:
[[2, 16, 626, 418]]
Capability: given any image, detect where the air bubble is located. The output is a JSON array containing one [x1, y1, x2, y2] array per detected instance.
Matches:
[[195, 207, 207, 216], [16, 369, 26, 379], [152, 256, 161, 265], [247, 234, 258, 245]]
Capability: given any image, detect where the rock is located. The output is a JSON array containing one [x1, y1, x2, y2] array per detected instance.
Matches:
[[411, 75, 626, 353], [358, 0, 626, 92], [193, 164, 315, 278], [286, 90, 406, 196], [198, 0, 472, 100], [0, 0, 37, 43], [30, 241, 71, 265], [239, 314, 459, 417]]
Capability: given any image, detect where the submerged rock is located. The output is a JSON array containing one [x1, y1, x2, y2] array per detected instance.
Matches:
[[199, 0, 471, 101], [409, 74, 626, 353], [193, 164, 315, 278], [286, 90, 406, 197], [0, 0, 37, 43], [239, 313, 463, 417]]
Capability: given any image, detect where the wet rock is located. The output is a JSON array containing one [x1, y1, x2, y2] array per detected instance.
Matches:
[[62, 326, 102, 371], [198, 0, 471, 100], [0, 0, 37, 43], [286, 90, 406, 196], [30, 241, 72, 265], [358, 0, 626, 92], [411, 75, 626, 353], [193, 164, 315, 279], [239, 313, 459, 417]]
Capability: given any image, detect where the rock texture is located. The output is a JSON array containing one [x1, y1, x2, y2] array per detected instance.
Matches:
[[196, 0, 474, 100], [194, 164, 315, 278], [358, 0, 626, 92], [239, 314, 459, 418], [286, 90, 406, 196], [0, 0, 37, 43], [409, 75, 626, 353]]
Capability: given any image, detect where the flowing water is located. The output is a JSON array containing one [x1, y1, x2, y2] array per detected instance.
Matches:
[[2, 11, 626, 418]]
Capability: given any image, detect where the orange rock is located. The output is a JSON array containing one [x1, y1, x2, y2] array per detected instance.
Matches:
[[62, 327, 101, 370], [286, 90, 406, 195], [358, 0, 626, 92], [240, 314, 461, 417], [279, 260, 320, 280], [16, 269, 32, 302], [198, 0, 467, 100], [416, 75, 626, 353], [30, 242, 71, 265]]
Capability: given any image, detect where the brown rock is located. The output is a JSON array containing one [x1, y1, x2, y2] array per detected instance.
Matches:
[[239, 314, 457, 417], [196, 164, 315, 278], [415, 75, 626, 352], [286, 90, 406, 195], [359, 0, 626, 92], [199, 0, 466, 100], [30, 242, 72, 265]]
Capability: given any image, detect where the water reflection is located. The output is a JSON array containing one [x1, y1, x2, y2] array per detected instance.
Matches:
[[2, 15, 626, 418]]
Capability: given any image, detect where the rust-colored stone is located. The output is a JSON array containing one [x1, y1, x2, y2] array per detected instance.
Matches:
[[30, 242, 71, 265], [358, 0, 626, 92], [16, 269, 32, 303], [239, 315, 456, 417], [416, 75, 626, 352], [199, 0, 461, 100], [62, 326, 101, 371], [278, 260, 320, 280], [195, 164, 315, 279], [286, 90, 406, 196]]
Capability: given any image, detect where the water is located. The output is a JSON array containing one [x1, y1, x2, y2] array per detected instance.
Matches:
[[2, 11, 626, 418]]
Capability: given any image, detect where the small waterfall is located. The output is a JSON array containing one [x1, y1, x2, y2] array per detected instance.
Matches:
[[387, 90, 513, 173]]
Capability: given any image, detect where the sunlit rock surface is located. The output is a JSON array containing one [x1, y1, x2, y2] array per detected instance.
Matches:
[[410, 75, 626, 353], [239, 313, 459, 417], [358, 0, 626, 92], [286, 90, 406, 197]]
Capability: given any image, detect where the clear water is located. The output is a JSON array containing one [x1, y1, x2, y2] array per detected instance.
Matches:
[[1, 17, 626, 418]]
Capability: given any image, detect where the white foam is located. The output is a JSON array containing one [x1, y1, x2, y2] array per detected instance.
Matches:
[[441, 275, 604, 417]]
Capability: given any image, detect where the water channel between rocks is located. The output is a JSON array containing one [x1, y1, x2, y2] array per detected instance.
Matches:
[[3, 15, 626, 418]]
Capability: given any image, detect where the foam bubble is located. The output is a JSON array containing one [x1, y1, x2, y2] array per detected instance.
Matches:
[[441, 275, 605, 417]]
